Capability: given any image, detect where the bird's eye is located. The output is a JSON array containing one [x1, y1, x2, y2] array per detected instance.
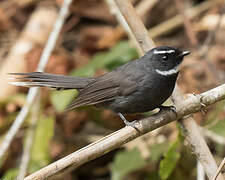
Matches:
[[162, 55, 168, 61]]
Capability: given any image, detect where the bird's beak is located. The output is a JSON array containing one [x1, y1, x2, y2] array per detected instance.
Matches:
[[180, 51, 190, 58], [177, 51, 190, 66]]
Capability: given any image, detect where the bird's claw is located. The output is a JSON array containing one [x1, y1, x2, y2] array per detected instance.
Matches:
[[159, 105, 176, 112], [125, 120, 140, 132], [125, 119, 139, 127], [118, 113, 140, 132]]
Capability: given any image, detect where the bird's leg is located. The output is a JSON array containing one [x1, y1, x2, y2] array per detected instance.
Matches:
[[159, 105, 176, 114], [118, 113, 139, 129]]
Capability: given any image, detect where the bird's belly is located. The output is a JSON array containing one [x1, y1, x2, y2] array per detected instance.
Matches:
[[102, 77, 176, 114], [103, 88, 171, 114]]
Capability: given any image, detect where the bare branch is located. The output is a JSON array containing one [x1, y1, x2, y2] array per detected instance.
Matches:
[[17, 92, 41, 179], [105, 0, 143, 54], [136, 0, 157, 23], [0, 6, 57, 99], [114, 0, 155, 54], [201, 127, 225, 145], [149, 0, 221, 38], [197, 161, 205, 180], [198, 7, 225, 85], [179, 116, 224, 180], [174, 0, 198, 46], [213, 157, 225, 180], [199, 7, 224, 57], [0, 88, 38, 159], [0, 0, 73, 160], [24, 84, 225, 180], [99, 0, 218, 49], [37, 0, 73, 72]]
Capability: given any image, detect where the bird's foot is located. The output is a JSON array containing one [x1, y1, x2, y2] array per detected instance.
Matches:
[[125, 120, 140, 133], [118, 113, 140, 131], [124, 119, 139, 128], [159, 105, 176, 114]]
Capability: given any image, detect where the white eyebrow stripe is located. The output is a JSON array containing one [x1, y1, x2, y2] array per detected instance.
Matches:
[[155, 66, 179, 76], [153, 50, 175, 54]]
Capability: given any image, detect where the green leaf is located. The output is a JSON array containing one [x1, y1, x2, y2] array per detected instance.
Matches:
[[111, 148, 146, 180], [144, 172, 161, 180], [2, 168, 18, 180], [51, 89, 77, 112], [159, 139, 181, 180], [28, 116, 55, 173], [209, 118, 225, 136], [205, 101, 225, 126], [204, 101, 225, 137], [150, 142, 168, 162], [50, 41, 138, 112]]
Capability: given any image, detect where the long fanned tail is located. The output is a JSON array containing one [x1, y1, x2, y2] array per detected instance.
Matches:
[[9, 72, 120, 110], [8, 72, 95, 90]]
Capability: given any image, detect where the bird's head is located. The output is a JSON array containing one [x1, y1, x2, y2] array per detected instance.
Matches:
[[146, 46, 190, 76]]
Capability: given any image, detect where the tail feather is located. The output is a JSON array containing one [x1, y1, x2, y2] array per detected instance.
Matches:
[[8, 72, 95, 90]]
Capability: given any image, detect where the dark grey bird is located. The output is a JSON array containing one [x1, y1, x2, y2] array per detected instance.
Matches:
[[9, 46, 190, 127]]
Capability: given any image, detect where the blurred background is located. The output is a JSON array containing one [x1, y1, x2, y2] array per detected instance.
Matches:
[[0, 0, 225, 179]]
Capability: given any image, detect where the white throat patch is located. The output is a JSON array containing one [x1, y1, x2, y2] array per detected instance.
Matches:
[[156, 66, 179, 76]]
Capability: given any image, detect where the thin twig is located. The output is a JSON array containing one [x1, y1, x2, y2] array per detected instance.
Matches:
[[149, 0, 221, 38], [213, 157, 225, 180], [198, 7, 224, 85], [199, 8, 224, 57], [173, 86, 224, 180], [105, 0, 143, 54], [24, 84, 225, 180], [108, 0, 155, 55], [201, 127, 225, 145], [17, 92, 41, 179], [0, 0, 73, 160], [197, 161, 205, 180], [135, 0, 157, 24], [174, 0, 198, 46], [37, 0, 73, 72], [0, 88, 37, 159], [100, 0, 157, 49], [99, 0, 217, 48]]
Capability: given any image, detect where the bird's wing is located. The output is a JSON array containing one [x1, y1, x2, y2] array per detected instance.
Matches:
[[66, 62, 141, 110], [66, 73, 120, 110], [117, 60, 143, 96]]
